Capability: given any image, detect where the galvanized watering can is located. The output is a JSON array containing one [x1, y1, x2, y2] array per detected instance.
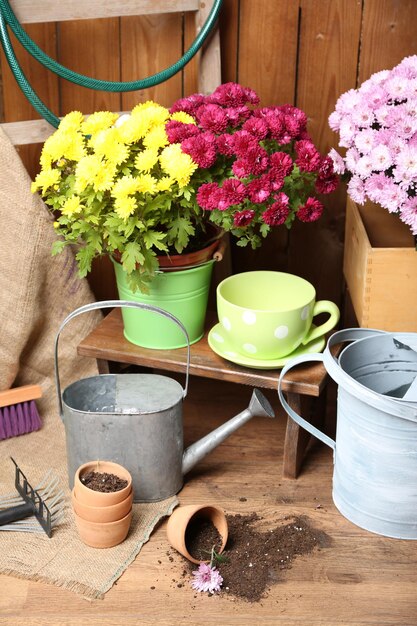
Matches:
[[278, 328, 417, 540], [55, 301, 275, 502]]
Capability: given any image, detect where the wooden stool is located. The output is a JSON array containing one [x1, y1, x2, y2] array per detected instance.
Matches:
[[77, 309, 333, 478]]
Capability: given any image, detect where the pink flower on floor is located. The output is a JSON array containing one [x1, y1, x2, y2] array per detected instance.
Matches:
[[191, 563, 223, 593]]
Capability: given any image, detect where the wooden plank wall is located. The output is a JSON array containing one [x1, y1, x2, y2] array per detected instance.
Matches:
[[1, 0, 416, 305]]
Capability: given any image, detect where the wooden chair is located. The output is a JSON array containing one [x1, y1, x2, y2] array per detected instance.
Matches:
[[1, 0, 221, 146]]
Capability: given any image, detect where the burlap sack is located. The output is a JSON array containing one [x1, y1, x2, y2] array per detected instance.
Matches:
[[0, 127, 177, 598]]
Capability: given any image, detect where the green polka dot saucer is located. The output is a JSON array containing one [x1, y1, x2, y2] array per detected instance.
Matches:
[[208, 323, 326, 369]]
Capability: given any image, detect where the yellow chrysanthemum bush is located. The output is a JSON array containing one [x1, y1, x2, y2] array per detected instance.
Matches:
[[32, 102, 210, 291]]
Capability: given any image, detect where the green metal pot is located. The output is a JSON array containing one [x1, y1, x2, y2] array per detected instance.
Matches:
[[113, 259, 214, 349]]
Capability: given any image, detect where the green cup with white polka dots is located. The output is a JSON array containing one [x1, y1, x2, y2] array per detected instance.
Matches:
[[216, 271, 340, 360]]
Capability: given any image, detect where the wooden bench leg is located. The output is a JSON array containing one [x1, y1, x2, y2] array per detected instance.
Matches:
[[96, 358, 110, 374], [283, 392, 310, 479], [282, 389, 327, 479]]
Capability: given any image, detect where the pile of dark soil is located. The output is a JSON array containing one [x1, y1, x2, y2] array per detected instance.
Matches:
[[219, 513, 326, 602], [80, 471, 128, 493], [177, 513, 329, 602]]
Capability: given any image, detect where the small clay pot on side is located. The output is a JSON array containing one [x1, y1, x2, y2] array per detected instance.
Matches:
[[73, 461, 132, 507], [74, 510, 132, 549], [72, 488, 133, 523], [166, 504, 228, 565]]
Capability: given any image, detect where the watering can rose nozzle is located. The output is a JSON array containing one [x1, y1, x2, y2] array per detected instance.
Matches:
[[182, 389, 275, 476], [249, 388, 275, 419]]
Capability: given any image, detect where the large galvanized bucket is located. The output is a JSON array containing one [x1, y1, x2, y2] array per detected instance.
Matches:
[[54, 300, 190, 502], [278, 328, 417, 539]]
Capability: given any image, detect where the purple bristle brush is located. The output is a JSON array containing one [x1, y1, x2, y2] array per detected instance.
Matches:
[[0, 385, 42, 440]]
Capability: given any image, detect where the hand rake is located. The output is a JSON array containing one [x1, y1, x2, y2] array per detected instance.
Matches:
[[0, 458, 65, 537]]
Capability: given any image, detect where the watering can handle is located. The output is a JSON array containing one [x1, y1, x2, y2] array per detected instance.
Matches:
[[277, 327, 413, 452], [278, 353, 336, 451], [54, 300, 191, 419], [322, 328, 417, 420], [277, 329, 385, 451]]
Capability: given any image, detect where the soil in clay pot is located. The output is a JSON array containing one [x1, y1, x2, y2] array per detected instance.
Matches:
[[185, 518, 223, 561], [170, 513, 330, 603], [80, 471, 128, 493]]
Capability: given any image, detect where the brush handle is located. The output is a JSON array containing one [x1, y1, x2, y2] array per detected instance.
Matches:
[[0, 384, 42, 409], [0, 502, 33, 525]]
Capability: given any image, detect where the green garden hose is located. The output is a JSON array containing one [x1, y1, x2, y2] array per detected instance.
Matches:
[[0, 0, 223, 128]]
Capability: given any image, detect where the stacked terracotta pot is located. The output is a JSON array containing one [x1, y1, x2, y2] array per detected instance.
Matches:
[[72, 461, 133, 548]]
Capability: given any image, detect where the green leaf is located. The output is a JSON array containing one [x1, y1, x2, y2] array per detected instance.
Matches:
[[75, 246, 95, 276], [51, 240, 67, 255], [143, 230, 168, 251], [166, 216, 195, 252], [259, 223, 270, 238], [121, 242, 145, 273]]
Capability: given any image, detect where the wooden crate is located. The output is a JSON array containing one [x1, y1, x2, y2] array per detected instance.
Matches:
[[343, 197, 417, 332]]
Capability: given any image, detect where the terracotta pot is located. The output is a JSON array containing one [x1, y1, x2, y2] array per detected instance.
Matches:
[[73, 461, 132, 507], [166, 504, 228, 564], [111, 224, 224, 271], [73, 509, 132, 549], [71, 488, 133, 523], [157, 226, 223, 270]]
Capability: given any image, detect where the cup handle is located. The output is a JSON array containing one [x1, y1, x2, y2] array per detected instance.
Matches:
[[302, 300, 340, 345]]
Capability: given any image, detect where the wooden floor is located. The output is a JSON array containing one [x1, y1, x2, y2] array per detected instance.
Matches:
[[1, 376, 416, 626]]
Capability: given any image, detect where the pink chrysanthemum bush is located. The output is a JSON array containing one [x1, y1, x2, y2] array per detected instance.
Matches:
[[328, 55, 417, 236], [168, 82, 339, 249]]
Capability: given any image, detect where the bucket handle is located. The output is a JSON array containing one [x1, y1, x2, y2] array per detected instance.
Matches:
[[54, 300, 191, 419], [277, 328, 387, 452]]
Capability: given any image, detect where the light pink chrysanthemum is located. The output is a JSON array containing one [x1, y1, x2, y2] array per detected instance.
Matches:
[[351, 107, 375, 129], [347, 175, 366, 204], [364, 172, 391, 203], [345, 147, 361, 173], [339, 119, 357, 148], [400, 197, 417, 235], [379, 183, 409, 213], [395, 144, 417, 175], [328, 148, 346, 175], [191, 563, 223, 593], [355, 155, 374, 178], [370, 145, 393, 171], [354, 129, 377, 154]]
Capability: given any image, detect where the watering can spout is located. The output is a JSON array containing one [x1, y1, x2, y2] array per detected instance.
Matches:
[[182, 389, 275, 476]]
